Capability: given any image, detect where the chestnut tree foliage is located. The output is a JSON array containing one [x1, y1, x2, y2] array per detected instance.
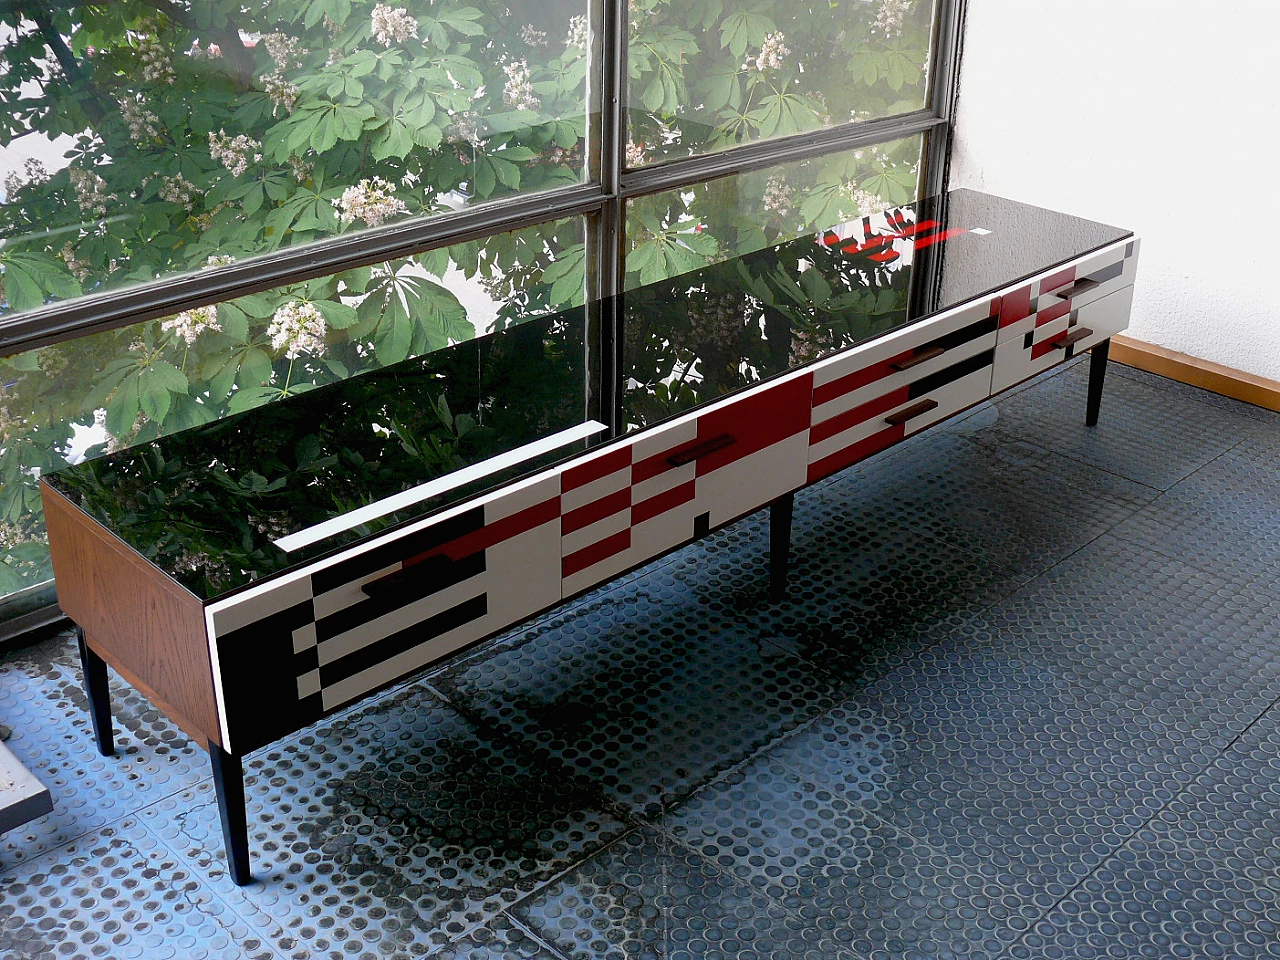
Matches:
[[0, 0, 931, 593]]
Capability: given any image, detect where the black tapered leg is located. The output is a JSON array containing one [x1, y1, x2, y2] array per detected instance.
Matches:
[[769, 492, 794, 603], [209, 744, 252, 886], [75, 625, 114, 757], [1086, 338, 1111, 427]]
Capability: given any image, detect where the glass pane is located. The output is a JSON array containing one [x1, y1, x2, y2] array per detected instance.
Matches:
[[625, 134, 923, 287], [0, 217, 585, 600], [627, 0, 937, 165], [0, 1, 595, 319]]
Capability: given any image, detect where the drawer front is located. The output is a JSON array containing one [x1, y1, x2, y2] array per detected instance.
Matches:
[[806, 298, 998, 483], [205, 472, 562, 753], [561, 370, 813, 596], [997, 238, 1140, 343], [992, 284, 1135, 394]]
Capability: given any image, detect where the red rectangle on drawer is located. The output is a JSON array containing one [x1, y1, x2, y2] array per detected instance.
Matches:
[[631, 479, 696, 526], [562, 487, 630, 535], [562, 527, 631, 578], [562, 447, 630, 492], [809, 385, 910, 446], [999, 286, 1032, 327], [692, 374, 813, 476], [1039, 265, 1076, 296], [807, 423, 905, 484]]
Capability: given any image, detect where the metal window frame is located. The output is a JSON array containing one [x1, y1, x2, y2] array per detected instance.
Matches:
[[0, 0, 969, 641], [0, 0, 967, 358]]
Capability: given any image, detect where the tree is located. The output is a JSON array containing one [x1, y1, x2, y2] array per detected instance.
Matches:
[[0, 0, 930, 594]]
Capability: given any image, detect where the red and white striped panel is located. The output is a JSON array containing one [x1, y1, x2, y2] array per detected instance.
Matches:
[[560, 371, 813, 597], [997, 238, 1139, 343], [992, 284, 1136, 393], [806, 296, 999, 483]]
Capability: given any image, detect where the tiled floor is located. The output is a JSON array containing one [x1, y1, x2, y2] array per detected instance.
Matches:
[[4, 357, 1280, 959]]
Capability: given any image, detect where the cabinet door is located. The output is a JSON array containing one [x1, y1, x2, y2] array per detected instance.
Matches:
[[561, 370, 813, 597], [992, 285, 1135, 393], [205, 472, 561, 753], [806, 296, 999, 483], [996, 238, 1140, 343]]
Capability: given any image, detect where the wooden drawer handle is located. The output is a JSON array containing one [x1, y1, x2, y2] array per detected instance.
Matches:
[[884, 398, 939, 425], [889, 346, 946, 371], [1052, 277, 1101, 299], [666, 433, 737, 467], [361, 554, 450, 598], [1051, 326, 1094, 349]]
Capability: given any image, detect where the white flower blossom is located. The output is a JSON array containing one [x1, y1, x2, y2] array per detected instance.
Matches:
[[519, 25, 547, 46], [371, 4, 419, 47], [59, 242, 91, 282], [565, 14, 589, 50], [848, 187, 888, 217], [451, 111, 485, 148], [287, 155, 314, 183], [502, 59, 540, 111], [119, 97, 160, 142], [161, 304, 222, 345], [158, 173, 200, 211], [874, 0, 909, 36], [208, 130, 262, 177], [268, 301, 327, 358], [205, 254, 236, 268], [334, 177, 408, 227], [750, 32, 789, 72], [262, 72, 300, 114], [138, 33, 176, 84], [69, 167, 117, 217], [262, 32, 303, 70], [762, 176, 794, 218], [625, 140, 646, 167]]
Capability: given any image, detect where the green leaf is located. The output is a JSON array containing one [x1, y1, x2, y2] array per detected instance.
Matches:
[[371, 118, 415, 161], [542, 244, 586, 306], [228, 385, 281, 414], [313, 299, 359, 328], [719, 11, 774, 58]]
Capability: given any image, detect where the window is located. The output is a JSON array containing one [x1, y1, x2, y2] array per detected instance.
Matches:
[[0, 0, 962, 630]]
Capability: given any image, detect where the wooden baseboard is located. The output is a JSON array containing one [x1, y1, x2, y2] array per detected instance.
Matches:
[[1109, 335, 1280, 413]]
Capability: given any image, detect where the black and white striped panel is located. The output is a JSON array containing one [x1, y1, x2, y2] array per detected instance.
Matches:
[[206, 472, 561, 754]]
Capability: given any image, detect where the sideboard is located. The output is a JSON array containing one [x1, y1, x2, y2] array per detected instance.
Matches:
[[40, 189, 1140, 884]]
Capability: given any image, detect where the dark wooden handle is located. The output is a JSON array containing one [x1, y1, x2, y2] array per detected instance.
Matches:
[[1052, 277, 1100, 299], [889, 346, 946, 371], [361, 554, 450, 598], [667, 433, 737, 467], [884, 398, 939, 425], [1051, 326, 1094, 349]]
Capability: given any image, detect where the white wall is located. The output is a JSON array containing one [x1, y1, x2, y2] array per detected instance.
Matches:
[[950, 0, 1280, 380]]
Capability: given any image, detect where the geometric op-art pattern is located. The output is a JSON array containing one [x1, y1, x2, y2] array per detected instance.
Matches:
[[207, 473, 561, 753], [560, 371, 813, 597], [200, 226, 1142, 759]]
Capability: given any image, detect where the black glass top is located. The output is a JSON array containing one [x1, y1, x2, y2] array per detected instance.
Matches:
[[45, 189, 1131, 601]]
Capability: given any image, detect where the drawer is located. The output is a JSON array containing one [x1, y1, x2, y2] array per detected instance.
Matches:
[[808, 356, 993, 484], [997, 238, 1140, 343], [205, 471, 562, 753], [806, 298, 998, 483], [992, 284, 1135, 394], [560, 369, 813, 596]]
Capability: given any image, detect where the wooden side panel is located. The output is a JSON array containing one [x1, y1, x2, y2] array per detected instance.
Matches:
[[40, 482, 221, 747]]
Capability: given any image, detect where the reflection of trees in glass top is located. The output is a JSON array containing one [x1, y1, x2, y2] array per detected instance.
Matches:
[[50, 308, 591, 599]]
